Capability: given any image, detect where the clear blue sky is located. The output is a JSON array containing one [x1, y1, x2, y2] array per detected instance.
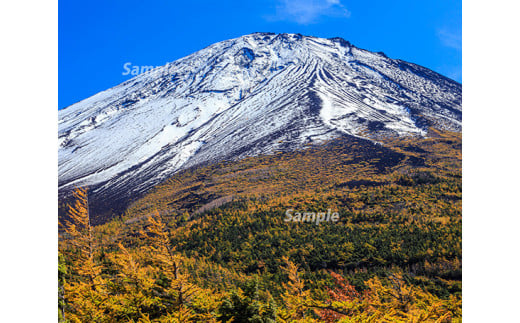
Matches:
[[59, 0, 461, 109]]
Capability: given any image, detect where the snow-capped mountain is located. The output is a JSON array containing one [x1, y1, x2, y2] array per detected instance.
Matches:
[[58, 32, 461, 217]]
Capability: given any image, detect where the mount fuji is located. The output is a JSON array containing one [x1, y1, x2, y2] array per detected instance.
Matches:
[[58, 32, 461, 221]]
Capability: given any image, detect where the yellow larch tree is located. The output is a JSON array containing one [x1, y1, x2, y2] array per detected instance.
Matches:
[[278, 256, 315, 322], [140, 211, 203, 322], [60, 187, 107, 322]]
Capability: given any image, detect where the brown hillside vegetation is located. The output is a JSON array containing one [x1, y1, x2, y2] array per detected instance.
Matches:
[[59, 129, 461, 322]]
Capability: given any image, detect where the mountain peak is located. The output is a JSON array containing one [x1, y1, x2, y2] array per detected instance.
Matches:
[[59, 33, 461, 222]]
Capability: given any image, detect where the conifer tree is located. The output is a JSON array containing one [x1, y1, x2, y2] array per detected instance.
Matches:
[[58, 252, 67, 322], [218, 278, 277, 323], [140, 212, 200, 322], [106, 242, 160, 321], [278, 256, 312, 322], [60, 187, 107, 322]]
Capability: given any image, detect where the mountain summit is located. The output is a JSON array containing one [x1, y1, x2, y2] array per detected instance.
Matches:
[[58, 32, 461, 219]]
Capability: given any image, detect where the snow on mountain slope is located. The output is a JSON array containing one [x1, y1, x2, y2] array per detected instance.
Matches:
[[58, 32, 461, 217]]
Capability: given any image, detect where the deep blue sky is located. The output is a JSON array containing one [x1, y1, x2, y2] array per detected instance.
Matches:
[[59, 0, 461, 109]]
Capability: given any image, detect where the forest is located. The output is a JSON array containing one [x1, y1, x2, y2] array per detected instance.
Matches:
[[59, 129, 462, 322]]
